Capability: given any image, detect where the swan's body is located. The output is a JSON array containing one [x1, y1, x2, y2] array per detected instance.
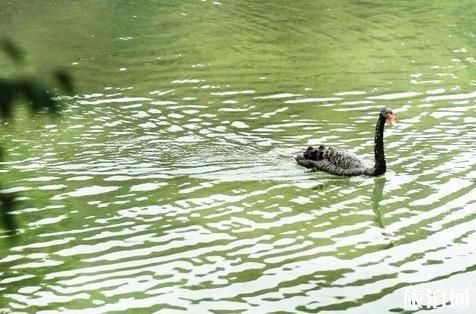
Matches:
[[295, 108, 396, 176]]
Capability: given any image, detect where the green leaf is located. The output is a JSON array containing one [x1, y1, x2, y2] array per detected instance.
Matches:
[[18, 79, 60, 114], [0, 80, 17, 119], [54, 69, 75, 95], [0, 193, 18, 236], [1, 37, 25, 64]]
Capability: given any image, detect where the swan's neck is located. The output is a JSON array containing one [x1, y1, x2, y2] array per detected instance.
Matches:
[[373, 115, 386, 175]]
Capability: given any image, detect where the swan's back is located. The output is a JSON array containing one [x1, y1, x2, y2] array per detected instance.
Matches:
[[304, 146, 368, 168], [296, 146, 372, 176]]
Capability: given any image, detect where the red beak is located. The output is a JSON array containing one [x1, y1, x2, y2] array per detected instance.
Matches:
[[386, 113, 397, 126]]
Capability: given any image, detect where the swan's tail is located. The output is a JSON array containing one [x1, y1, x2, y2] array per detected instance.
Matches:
[[293, 153, 303, 162]]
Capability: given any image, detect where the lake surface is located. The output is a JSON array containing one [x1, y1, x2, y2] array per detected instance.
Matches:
[[1, 1, 475, 313]]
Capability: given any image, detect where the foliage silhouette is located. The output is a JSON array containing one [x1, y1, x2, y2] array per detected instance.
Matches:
[[0, 37, 74, 236]]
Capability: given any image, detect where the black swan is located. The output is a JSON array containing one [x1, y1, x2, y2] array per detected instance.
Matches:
[[295, 107, 396, 176]]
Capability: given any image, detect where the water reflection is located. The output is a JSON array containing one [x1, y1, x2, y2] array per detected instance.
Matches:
[[372, 177, 386, 229]]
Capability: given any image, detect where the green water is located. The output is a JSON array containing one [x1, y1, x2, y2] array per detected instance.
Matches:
[[1, 1, 475, 313]]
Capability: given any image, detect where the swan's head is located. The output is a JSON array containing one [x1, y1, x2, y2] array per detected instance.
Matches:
[[381, 107, 397, 126]]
